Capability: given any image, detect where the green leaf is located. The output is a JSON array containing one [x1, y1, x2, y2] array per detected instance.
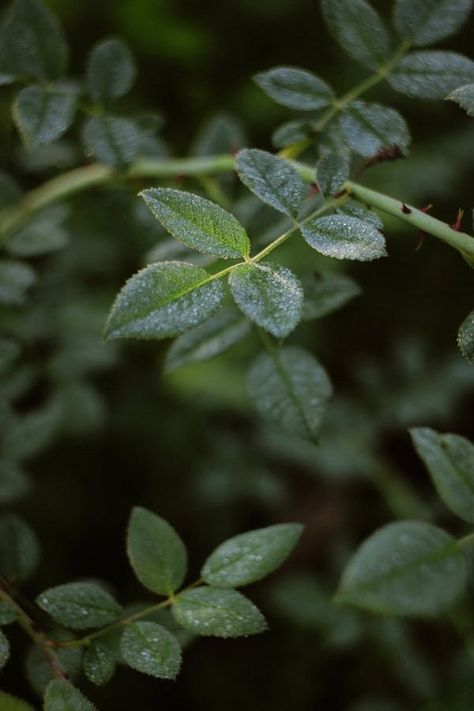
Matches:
[[121, 622, 181, 680], [36, 582, 122, 630], [337, 201, 383, 229], [0, 0, 68, 81], [26, 634, 82, 696], [393, 0, 472, 47], [410, 428, 474, 523], [82, 115, 139, 168], [192, 112, 246, 156], [336, 521, 466, 615], [458, 308, 474, 363], [13, 85, 77, 150], [389, 51, 474, 100], [140, 188, 250, 258], [321, 0, 392, 69], [7, 204, 70, 257], [339, 101, 410, 157], [0, 629, 10, 669], [44, 679, 97, 711], [0, 691, 35, 711], [272, 120, 315, 149], [301, 271, 361, 320], [247, 346, 332, 440], [172, 586, 267, 637], [201, 523, 303, 588], [0, 260, 36, 305], [448, 83, 474, 116], [0, 513, 40, 582], [164, 307, 251, 372], [229, 263, 303, 338], [235, 149, 306, 218], [316, 151, 350, 197], [301, 215, 387, 261], [104, 261, 224, 340], [83, 639, 117, 686], [127, 507, 187, 596], [254, 66, 334, 110], [0, 603, 16, 626], [86, 37, 136, 105]]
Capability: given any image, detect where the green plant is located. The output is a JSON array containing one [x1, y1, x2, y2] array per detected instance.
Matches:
[[0, 0, 474, 708]]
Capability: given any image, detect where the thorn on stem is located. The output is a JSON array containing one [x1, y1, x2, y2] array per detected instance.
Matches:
[[401, 203, 412, 214], [450, 208, 464, 231]]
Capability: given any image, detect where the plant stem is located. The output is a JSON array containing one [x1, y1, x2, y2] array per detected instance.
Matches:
[[345, 181, 474, 264], [457, 532, 474, 550], [278, 41, 411, 159], [0, 583, 67, 680]]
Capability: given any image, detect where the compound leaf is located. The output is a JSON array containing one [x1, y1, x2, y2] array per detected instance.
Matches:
[[201, 523, 303, 587], [254, 66, 334, 110], [87, 37, 136, 105], [36, 582, 122, 630], [247, 346, 332, 441], [301, 214, 387, 261], [321, 0, 392, 69], [411, 427, 474, 523], [121, 622, 181, 680], [229, 263, 303, 338], [393, 0, 472, 47], [172, 586, 267, 637], [127, 507, 187, 596], [336, 521, 466, 615], [140, 188, 249, 258], [104, 262, 224, 340], [389, 51, 474, 100], [236, 149, 306, 218]]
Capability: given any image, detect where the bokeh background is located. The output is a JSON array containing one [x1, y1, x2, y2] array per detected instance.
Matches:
[[1, 0, 474, 709]]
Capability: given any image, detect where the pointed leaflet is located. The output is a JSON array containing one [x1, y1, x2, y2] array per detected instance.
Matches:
[[316, 152, 350, 197], [254, 66, 334, 110], [165, 307, 251, 372], [0, 0, 68, 81], [0, 513, 40, 581], [83, 639, 117, 686], [389, 52, 474, 100], [82, 115, 139, 168], [236, 149, 306, 218], [172, 586, 267, 637], [321, 0, 392, 70], [44, 680, 97, 711], [121, 622, 181, 680], [247, 346, 332, 441], [13, 85, 78, 149], [87, 38, 136, 105], [201, 523, 303, 588], [141, 188, 249, 259], [36, 582, 122, 630], [301, 271, 361, 320], [229, 263, 303, 338], [301, 215, 386, 261], [339, 101, 410, 157], [127, 507, 187, 596], [411, 428, 474, 523], [448, 84, 474, 116], [458, 308, 474, 363], [393, 0, 472, 47], [104, 261, 224, 340], [337, 521, 466, 615]]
